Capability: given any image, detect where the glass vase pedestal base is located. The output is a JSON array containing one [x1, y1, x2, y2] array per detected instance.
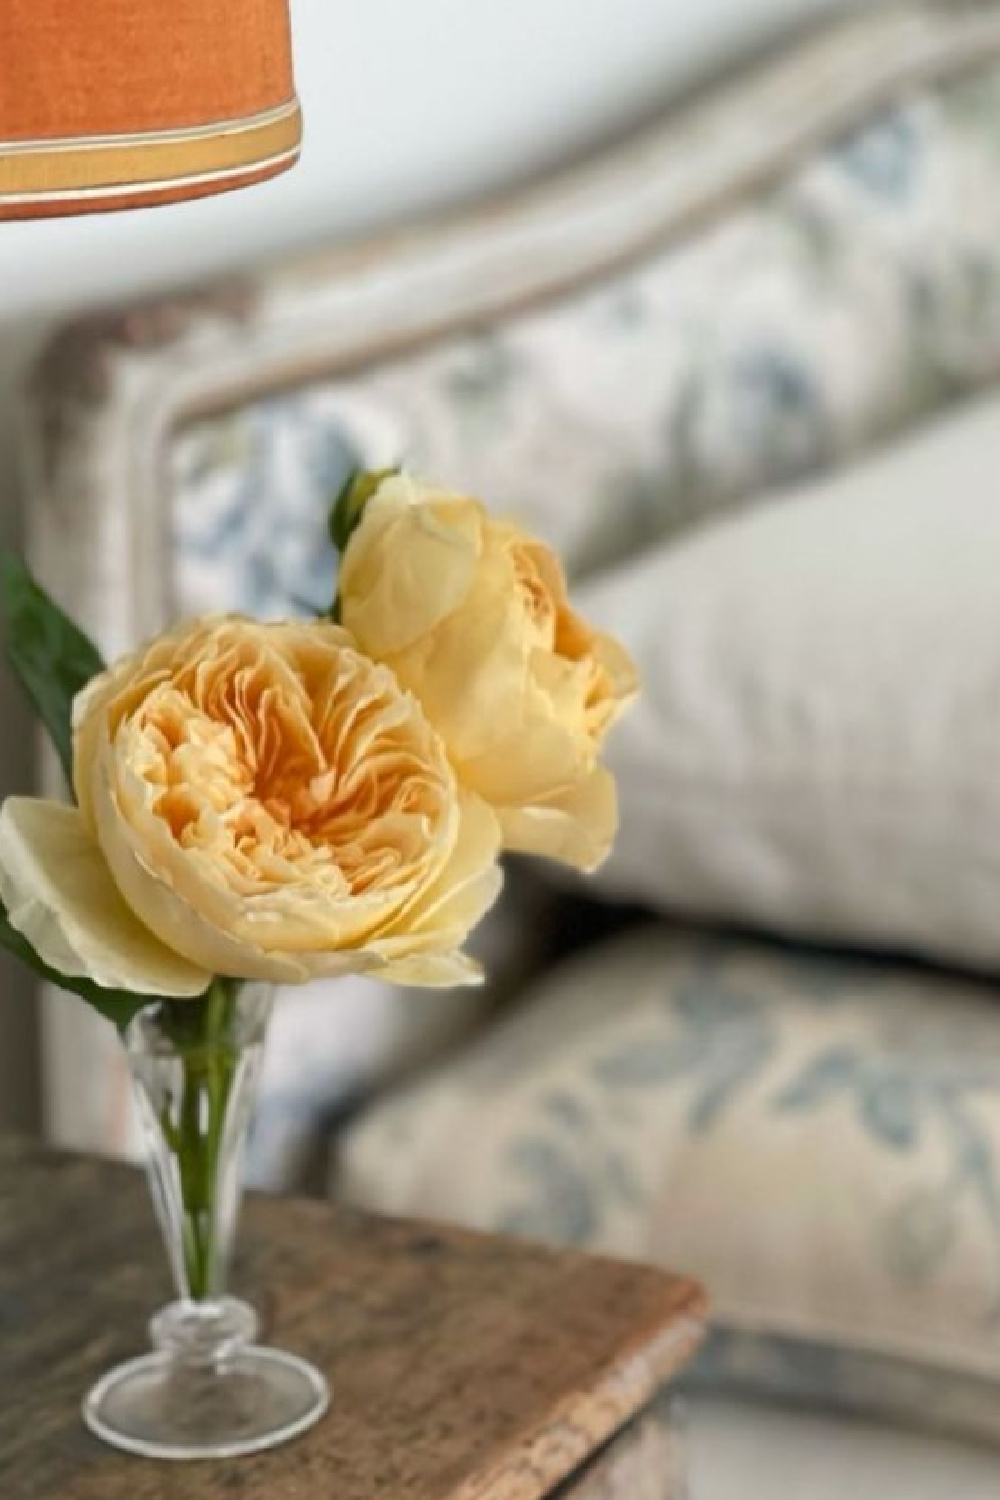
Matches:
[[83, 1297, 330, 1460]]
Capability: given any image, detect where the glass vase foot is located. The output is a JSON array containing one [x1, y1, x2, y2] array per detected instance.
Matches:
[[82, 1297, 330, 1460]]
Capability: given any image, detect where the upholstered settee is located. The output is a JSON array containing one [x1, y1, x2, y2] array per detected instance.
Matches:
[[22, 3, 1000, 1442]]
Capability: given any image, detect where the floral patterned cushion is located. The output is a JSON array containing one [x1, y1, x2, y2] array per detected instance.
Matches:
[[338, 925, 1000, 1440], [173, 61, 1000, 599]]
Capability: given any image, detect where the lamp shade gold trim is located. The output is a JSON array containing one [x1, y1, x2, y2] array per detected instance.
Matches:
[[2, 149, 301, 208], [0, 99, 302, 200]]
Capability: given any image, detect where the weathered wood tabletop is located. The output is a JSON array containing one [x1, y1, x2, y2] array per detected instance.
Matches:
[[0, 1136, 705, 1499]]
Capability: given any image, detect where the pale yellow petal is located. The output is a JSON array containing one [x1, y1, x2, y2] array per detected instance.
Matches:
[[593, 630, 640, 705], [340, 481, 484, 656], [72, 655, 135, 834], [0, 798, 212, 996], [498, 765, 618, 872], [373, 790, 503, 951], [378, 950, 485, 988], [277, 946, 389, 982], [385, 559, 535, 765], [328, 793, 500, 988], [457, 713, 592, 806]]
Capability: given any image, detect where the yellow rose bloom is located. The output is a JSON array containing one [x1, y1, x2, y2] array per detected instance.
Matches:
[[338, 475, 638, 871], [0, 617, 502, 994]]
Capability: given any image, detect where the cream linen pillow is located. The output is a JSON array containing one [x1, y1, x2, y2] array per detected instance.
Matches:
[[579, 395, 1000, 970]]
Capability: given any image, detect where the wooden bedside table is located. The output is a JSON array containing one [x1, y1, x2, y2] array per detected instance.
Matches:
[[0, 1138, 705, 1499]]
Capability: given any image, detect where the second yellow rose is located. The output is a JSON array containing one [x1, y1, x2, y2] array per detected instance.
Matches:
[[338, 475, 638, 871]]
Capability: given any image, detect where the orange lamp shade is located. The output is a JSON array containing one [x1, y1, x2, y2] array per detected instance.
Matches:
[[0, 0, 301, 219]]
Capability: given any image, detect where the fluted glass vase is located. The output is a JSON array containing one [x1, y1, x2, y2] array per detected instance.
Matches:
[[83, 980, 329, 1460]]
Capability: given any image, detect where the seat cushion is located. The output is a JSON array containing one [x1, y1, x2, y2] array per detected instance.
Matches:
[[338, 925, 1000, 1439], [688, 1396, 1000, 1500]]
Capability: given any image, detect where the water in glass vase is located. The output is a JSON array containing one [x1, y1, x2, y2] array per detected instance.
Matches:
[[83, 980, 330, 1460]]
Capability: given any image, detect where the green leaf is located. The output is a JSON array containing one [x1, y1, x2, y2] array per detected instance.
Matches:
[[0, 553, 104, 788], [328, 468, 399, 555], [0, 895, 151, 1032]]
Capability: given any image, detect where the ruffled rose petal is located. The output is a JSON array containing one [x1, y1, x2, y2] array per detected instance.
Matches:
[[339, 478, 484, 656], [91, 759, 324, 983], [0, 798, 212, 996], [369, 790, 503, 964], [498, 765, 618, 872], [379, 950, 485, 988], [382, 542, 534, 767]]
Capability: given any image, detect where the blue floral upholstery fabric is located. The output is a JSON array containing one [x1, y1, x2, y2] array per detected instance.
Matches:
[[339, 926, 1000, 1441], [173, 61, 1000, 606]]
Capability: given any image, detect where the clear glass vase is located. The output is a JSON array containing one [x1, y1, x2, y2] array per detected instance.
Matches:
[[83, 980, 330, 1460]]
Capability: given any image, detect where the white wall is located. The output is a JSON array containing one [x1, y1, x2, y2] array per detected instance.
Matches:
[[0, 0, 851, 1125]]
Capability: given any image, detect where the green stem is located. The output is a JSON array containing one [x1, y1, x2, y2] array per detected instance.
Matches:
[[160, 980, 240, 1301]]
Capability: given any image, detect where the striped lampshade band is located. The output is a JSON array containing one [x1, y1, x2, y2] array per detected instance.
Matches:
[[0, 98, 302, 219]]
